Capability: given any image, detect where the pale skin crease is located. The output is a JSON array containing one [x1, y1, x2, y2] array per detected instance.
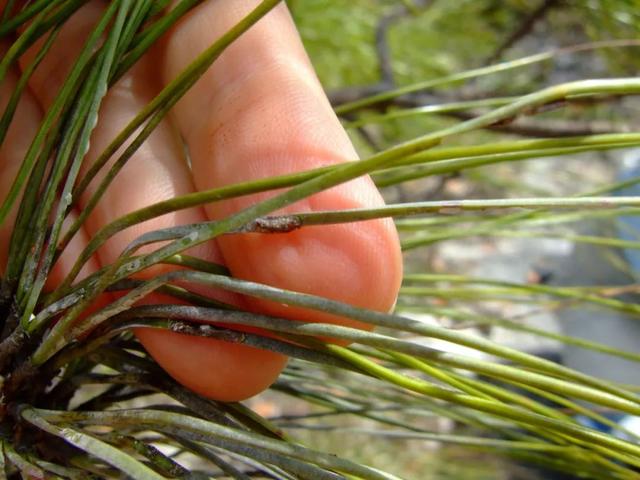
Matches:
[[0, 1, 403, 401]]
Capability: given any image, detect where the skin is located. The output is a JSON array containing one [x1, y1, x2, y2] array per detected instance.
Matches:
[[0, 1, 403, 401]]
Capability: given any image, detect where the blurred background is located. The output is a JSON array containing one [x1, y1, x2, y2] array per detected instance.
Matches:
[[241, 1, 640, 478]]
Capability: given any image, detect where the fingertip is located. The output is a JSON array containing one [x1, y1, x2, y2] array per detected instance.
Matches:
[[219, 188, 403, 329], [161, 0, 403, 331], [135, 327, 287, 401]]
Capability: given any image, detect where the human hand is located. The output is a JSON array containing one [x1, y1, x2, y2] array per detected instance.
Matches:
[[0, 1, 402, 401]]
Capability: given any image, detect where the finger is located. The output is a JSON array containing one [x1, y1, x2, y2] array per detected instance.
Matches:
[[0, 45, 42, 272], [162, 2, 403, 326], [19, 2, 287, 401], [0, 42, 100, 286]]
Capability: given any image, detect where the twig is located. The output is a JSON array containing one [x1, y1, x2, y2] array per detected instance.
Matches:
[[167, 320, 352, 370], [329, 0, 433, 106], [331, 39, 640, 114], [354, 125, 383, 152], [237, 196, 640, 233], [0, 327, 27, 373], [352, 92, 634, 137], [375, 1, 433, 84], [450, 110, 632, 137], [484, 0, 563, 65]]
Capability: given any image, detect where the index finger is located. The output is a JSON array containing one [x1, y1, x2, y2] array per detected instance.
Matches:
[[140, 0, 403, 400], [163, 0, 403, 319]]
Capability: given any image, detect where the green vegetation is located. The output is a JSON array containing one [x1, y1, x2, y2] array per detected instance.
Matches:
[[2, 1, 640, 479]]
